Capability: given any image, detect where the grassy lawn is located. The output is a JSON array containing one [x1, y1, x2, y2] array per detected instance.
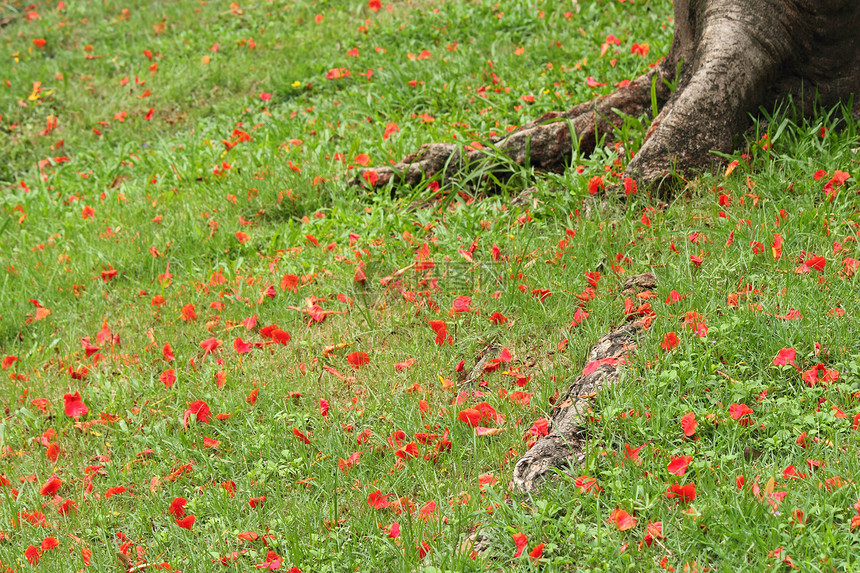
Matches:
[[2, 0, 860, 570]]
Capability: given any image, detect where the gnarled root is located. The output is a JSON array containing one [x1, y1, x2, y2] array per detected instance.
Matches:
[[360, 69, 670, 188], [510, 273, 657, 493]]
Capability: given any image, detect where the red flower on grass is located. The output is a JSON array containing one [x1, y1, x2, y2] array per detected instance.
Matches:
[[260, 325, 291, 343], [394, 442, 418, 460], [667, 455, 692, 476], [623, 177, 637, 195], [203, 437, 221, 448], [292, 428, 311, 444], [200, 337, 222, 358], [234, 337, 252, 354], [39, 475, 63, 496], [254, 551, 287, 570], [458, 408, 482, 427], [644, 522, 664, 546], [181, 304, 197, 321], [783, 465, 807, 479], [802, 364, 839, 387], [772, 348, 797, 367], [169, 497, 187, 517], [729, 403, 753, 421], [587, 176, 604, 194], [680, 412, 697, 438], [569, 307, 589, 327], [623, 444, 645, 462], [488, 312, 508, 324], [450, 296, 471, 314], [585, 271, 601, 288], [512, 532, 528, 558], [666, 483, 696, 502], [608, 507, 636, 530], [63, 392, 89, 418], [346, 351, 370, 368], [458, 402, 499, 427], [175, 515, 196, 529], [183, 400, 211, 429], [25, 545, 40, 565], [661, 332, 679, 351], [105, 486, 126, 498], [428, 320, 453, 345], [794, 254, 826, 274], [159, 369, 176, 388], [526, 418, 549, 437], [367, 490, 391, 509], [338, 452, 361, 472]]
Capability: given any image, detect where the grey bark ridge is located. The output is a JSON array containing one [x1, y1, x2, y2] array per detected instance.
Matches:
[[360, 1, 860, 191], [509, 272, 657, 493]]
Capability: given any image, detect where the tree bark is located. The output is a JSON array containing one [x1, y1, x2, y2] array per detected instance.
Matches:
[[510, 273, 657, 493], [361, 0, 860, 190]]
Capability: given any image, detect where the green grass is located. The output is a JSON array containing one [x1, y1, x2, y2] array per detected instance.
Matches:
[[2, 0, 860, 571]]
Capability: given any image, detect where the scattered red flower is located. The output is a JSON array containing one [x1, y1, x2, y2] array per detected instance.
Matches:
[[293, 428, 311, 444], [512, 532, 528, 558], [661, 331, 679, 351], [175, 514, 196, 529], [346, 351, 370, 368], [666, 483, 696, 502], [680, 412, 697, 438], [39, 475, 63, 496], [169, 497, 187, 517], [644, 522, 664, 546], [63, 392, 89, 418], [772, 348, 797, 367], [183, 400, 212, 428], [667, 455, 692, 476], [802, 364, 839, 387], [608, 507, 636, 530], [367, 490, 391, 509]]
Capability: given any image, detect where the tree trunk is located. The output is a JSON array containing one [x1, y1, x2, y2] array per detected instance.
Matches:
[[361, 0, 860, 190]]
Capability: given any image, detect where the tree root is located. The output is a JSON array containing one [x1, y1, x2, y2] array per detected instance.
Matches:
[[360, 69, 670, 189], [510, 272, 657, 493]]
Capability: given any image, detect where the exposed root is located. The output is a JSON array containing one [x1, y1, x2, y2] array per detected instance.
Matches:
[[510, 273, 657, 493], [360, 69, 669, 189]]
